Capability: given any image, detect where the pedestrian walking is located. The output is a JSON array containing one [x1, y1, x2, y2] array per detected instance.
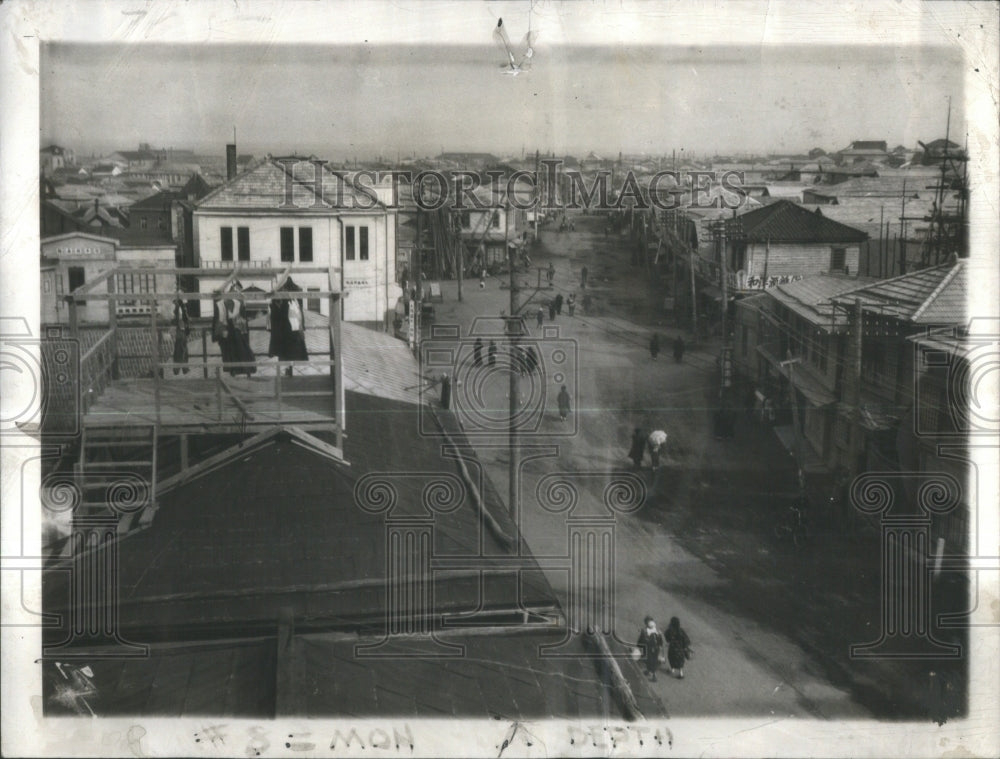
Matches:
[[647, 429, 667, 470], [548, 301, 556, 321], [473, 337, 483, 367], [557, 385, 571, 421], [547, 262, 555, 286], [581, 266, 589, 289], [567, 293, 576, 317], [440, 373, 451, 410], [649, 333, 660, 360], [664, 616, 692, 679], [488, 339, 497, 366], [635, 616, 664, 682], [536, 308, 544, 328], [628, 427, 646, 471], [569, 219, 575, 232], [554, 293, 563, 315], [673, 335, 685, 363]]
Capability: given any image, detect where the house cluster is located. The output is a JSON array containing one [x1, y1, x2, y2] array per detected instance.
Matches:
[[617, 135, 973, 555]]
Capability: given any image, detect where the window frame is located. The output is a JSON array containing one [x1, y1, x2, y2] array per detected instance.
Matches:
[[220, 226, 234, 261], [345, 226, 356, 261], [299, 227, 313, 262], [237, 226, 250, 261], [280, 226, 295, 262]]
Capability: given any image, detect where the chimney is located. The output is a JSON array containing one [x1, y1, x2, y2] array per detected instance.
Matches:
[[226, 143, 237, 181]]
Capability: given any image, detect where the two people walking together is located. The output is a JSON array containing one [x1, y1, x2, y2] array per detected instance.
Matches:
[[636, 616, 693, 682]]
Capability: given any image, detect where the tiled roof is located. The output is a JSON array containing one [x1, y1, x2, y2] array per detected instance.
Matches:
[[197, 157, 383, 211], [728, 199, 868, 243], [830, 259, 967, 324]]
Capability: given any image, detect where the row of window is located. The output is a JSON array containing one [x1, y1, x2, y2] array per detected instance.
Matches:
[[220, 225, 369, 263]]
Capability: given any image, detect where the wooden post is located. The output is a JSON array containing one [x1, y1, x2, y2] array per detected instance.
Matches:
[[456, 213, 463, 302], [507, 221, 519, 524], [179, 433, 189, 473], [689, 247, 698, 339], [331, 294, 344, 449], [215, 365, 223, 420], [67, 296, 79, 339], [150, 301, 161, 424], [201, 330, 209, 379], [107, 274, 119, 380]]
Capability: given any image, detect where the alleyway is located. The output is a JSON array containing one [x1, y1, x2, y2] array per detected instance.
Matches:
[[424, 214, 907, 719]]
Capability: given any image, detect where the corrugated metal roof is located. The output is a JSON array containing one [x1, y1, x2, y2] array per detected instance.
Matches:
[[767, 273, 878, 328], [830, 260, 967, 324], [729, 200, 868, 243]]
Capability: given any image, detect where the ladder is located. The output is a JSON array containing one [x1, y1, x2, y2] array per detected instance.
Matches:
[[74, 424, 158, 535]]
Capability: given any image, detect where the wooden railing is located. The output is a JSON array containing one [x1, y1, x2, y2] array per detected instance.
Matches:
[[79, 328, 116, 414]]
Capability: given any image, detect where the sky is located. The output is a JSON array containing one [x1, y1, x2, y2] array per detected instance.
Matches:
[[41, 39, 965, 162]]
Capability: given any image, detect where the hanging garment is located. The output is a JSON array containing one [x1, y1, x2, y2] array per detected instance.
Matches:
[[227, 297, 257, 376], [267, 280, 309, 363], [172, 299, 190, 375], [211, 297, 236, 368]]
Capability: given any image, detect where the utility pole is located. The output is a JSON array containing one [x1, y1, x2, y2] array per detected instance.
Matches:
[[689, 233, 698, 338], [781, 356, 805, 491], [534, 149, 540, 239], [506, 200, 520, 522], [456, 211, 463, 302]]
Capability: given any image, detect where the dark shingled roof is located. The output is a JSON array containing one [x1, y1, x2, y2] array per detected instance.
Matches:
[[728, 199, 869, 244]]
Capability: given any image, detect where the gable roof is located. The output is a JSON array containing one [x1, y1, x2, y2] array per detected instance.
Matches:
[[830, 260, 967, 324], [728, 199, 868, 243], [196, 156, 383, 211], [766, 273, 878, 330]]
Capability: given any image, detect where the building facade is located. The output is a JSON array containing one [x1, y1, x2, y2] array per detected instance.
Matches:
[[193, 156, 400, 326]]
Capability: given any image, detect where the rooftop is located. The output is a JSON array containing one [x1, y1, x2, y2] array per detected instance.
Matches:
[[830, 259, 968, 324], [728, 199, 868, 244]]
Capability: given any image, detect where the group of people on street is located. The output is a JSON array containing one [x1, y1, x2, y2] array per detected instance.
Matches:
[[636, 615, 693, 682], [472, 337, 499, 367]]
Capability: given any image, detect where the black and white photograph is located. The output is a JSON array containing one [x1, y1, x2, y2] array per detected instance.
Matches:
[[1, 1, 998, 756]]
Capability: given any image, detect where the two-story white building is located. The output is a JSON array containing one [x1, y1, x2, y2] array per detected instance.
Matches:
[[193, 156, 400, 327]]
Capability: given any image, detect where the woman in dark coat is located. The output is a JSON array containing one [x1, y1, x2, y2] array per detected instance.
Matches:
[[673, 335, 685, 363], [628, 428, 645, 471], [227, 287, 257, 377], [664, 616, 692, 679], [268, 278, 309, 376], [636, 616, 664, 681], [557, 385, 571, 421], [554, 293, 564, 315]]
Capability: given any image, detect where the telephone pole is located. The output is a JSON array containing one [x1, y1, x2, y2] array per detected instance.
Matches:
[[506, 201, 520, 522]]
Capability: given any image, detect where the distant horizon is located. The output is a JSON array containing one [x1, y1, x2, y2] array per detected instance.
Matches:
[[42, 42, 964, 163]]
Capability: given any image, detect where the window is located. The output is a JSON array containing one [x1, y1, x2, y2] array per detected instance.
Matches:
[[139, 217, 148, 230], [68, 266, 85, 292], [830, 247, 846, 271], [157, 218, 166, 231], [237, 226, 250, 261], [280, 227, 295, 262], [299, 227, 313, 262], [220, 226, 234, 261], [491, 211, 500, 228], [359, 226, 369, 261], [345, 226, 355, 261]]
